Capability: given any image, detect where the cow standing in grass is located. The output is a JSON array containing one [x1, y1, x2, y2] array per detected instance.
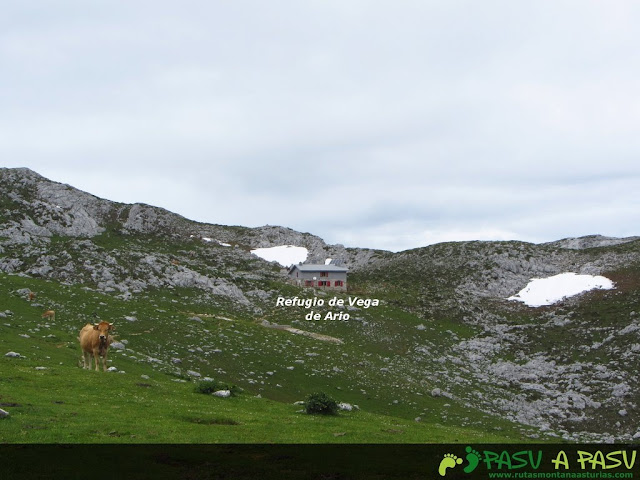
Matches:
[[79, 322, 114, 371]]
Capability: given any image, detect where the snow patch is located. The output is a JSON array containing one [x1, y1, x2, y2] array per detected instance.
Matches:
[[508, 273, 615, 307], [250, 245, 308, 267]]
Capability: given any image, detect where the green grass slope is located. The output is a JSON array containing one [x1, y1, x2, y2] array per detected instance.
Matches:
[[0, 273, 527, 443]]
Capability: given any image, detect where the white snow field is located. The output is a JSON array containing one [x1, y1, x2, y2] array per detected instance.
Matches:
[[507, 272, 615, 307], [250, 245, 308, 267]]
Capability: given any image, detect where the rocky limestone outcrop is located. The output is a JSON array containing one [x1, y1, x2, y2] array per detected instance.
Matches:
[[546, 235, 640, 250]]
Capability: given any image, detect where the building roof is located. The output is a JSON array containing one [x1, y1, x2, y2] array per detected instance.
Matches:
[[288, 263, 348, 273]]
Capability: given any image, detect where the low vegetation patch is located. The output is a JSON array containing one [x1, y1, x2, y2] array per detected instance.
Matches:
[[184, 416, 240, 426], [305, 392, 338, 416], [193, 379, 242, 397]]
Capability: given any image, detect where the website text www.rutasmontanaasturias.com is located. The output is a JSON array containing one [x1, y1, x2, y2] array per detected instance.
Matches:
[[487, 472, 634, 479]]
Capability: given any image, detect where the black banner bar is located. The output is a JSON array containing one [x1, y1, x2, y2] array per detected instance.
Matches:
[[0, 444, 638, 480]]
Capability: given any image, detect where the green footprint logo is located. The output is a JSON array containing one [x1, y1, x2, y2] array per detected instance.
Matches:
[[463, 446, 482, 474], [438, 453, 463, 476]]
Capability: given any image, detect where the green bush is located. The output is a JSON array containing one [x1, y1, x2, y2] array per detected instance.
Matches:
[[193, 379, 242, 397], [305, 391, 338, 415]]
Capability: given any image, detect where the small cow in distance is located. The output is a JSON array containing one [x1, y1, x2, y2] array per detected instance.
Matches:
[[79, 322, 115, 372], [42, 310, 55, 321]]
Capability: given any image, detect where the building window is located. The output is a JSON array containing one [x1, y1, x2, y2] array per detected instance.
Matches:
[[334, 280, 344, 287], [305, 280, 313, 287], [320, 272, 329, 277], [318, 281, 330, 287]]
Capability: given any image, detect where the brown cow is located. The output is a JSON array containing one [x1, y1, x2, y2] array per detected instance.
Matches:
[[79, 322, 114, 371], [42, 310, 55, 321]]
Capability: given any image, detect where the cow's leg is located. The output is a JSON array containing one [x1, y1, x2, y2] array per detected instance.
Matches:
[[82, 351, 90, 369], [102, 351, 108, 372], [93, 351, 100, 371]]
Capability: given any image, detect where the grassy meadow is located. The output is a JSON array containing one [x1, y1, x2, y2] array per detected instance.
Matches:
[[0, 272, 529, 444]]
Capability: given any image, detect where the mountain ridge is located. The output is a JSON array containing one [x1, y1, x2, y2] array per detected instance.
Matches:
[[5, 167, 639, 254]]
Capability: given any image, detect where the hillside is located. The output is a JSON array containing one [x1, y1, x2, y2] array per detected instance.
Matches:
[[1, 167, 639, 443]]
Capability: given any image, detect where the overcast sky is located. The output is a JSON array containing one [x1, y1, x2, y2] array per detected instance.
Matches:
[[3, 1, 640, 252]]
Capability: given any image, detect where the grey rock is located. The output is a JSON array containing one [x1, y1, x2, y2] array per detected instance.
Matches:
[[168, 270, 250, 304], [612, 383, 631, 398], [547, 235, 640, 250], [5, 352, 21, 358]]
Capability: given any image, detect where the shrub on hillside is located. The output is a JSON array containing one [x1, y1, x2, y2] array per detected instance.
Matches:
[[194, 379, 242, 397], [305, 391, 338, 415]]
